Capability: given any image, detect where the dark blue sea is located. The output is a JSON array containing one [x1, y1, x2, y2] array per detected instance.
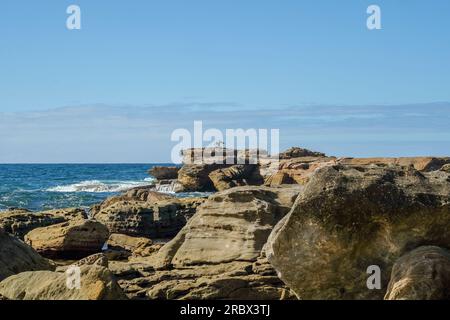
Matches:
[[0, 164, 199, 212]]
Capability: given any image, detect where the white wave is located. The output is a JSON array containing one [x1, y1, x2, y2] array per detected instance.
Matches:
[[46, 179, 155, 193]]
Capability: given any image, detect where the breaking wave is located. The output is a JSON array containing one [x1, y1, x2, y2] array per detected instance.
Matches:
[[46, 178, 155, 193]]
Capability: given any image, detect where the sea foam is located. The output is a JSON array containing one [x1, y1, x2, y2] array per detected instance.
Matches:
[[46, 178, 155, 193]]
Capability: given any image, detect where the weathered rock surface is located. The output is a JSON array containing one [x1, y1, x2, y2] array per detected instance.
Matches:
[[0, 228, 54, 281], [90, 188, 174, 216], [0, 208, 87, 239], [441, 164, 450, 173], [0, 265, 127, 300], [148, 166, 180, 180], [123, 186, 301, 300], [106, 233, 160, 260], [278, 147, 326, 159], [385, 246, 450, 300], [25, 220, 109, 259], [266, 164, 450, 300], [264, 157, 336, 186], [208, 164, 258, 191], [155, 185, 301, 268], [93, 195, 205, 238], [177, 164, 226, 191], [338, 157, 450, 172]]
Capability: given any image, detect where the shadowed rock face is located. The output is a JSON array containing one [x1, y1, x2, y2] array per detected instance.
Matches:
[[0, 208, 87, 239], [266, 164, 450, 300], [24, 220, 109, 259], [93, 196, 205, 239], [0, 228, 54, 281], [0, 265, 127, 300], [385, 246, 450, 300], [148, 166, 180, 180]]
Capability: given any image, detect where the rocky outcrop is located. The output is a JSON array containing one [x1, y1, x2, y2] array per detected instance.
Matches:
[[124, 186, 302, 300], [106, 233, 160, 260], [278, 147, 326, 159], [208, 164, 258, 191], [25, 220, 109, 259], [338, 157, 450, 172], [148, 166, 180, 180], [441, 164, 450, 173], [0, 228, 54, 281], [264, 157, 336, 186], [0, 265, 127, 300], [385, 246, 450, 300], [0, 208, 87, 239], [90, 188, 174, 216], [177, 164, 226, 192], [266, 165, 450, 300], [93, 195, 205, 239]]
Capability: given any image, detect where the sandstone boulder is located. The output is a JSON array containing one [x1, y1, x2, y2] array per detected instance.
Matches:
[[155, 185, 302, 269], [177, 164, 226, 191], [90, 188, 174, 216], [148, 166, 180, 180], [385, 246, 450, 300], [132, 186, 301, 300], [0, 265, 127, 300], [93, 197, 205, 238], [25, 220, 109, 259], [0, 228, 54, 281], [208, 164, 257, 191], [266, 165, 450, 300], [0, 208, 87, 239], [106, 233, 160, 259]]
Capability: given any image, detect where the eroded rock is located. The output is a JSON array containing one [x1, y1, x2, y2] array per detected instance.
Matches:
[[25, 220, 109, 259], [0, 208, 87, 239], [0, 265, 127, 300], [266, 165, 450, 300], [385, 246, 450, 300], [0, 228, 53, 281]]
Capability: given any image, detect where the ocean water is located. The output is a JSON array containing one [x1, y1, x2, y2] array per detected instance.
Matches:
[[0, 164, 201, 212]]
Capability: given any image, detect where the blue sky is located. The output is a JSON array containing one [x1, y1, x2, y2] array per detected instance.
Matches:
[[1, 1, 450, 162]]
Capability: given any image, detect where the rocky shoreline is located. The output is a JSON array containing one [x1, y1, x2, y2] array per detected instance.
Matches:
[[1, 147, 450, 300]]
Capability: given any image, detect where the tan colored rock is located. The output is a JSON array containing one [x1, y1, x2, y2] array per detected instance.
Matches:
[[25, 220, 109, 259], [93, 196, 205, 238], [264, 157, 336, 186], [154, 185, 302, 269], [106, 233, 160, 259], [385, 246, 450, 300], [266, 165, 450, 300], [441, 164, 450, 173], [0, 265, 127, 300], [131, 186, 301, 300], [90, 188, 174, 216], [208, 164, 258, 191], [74, 253, 109, 268], [0, 208, 87, 239], [148, 166, 180, 180], [0, 228, 54, 281], [177, 164, 226, 191], [338, 157, 450, 172]]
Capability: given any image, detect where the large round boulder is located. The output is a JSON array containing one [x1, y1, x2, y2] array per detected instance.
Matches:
[[266, 164, 450, 300]]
